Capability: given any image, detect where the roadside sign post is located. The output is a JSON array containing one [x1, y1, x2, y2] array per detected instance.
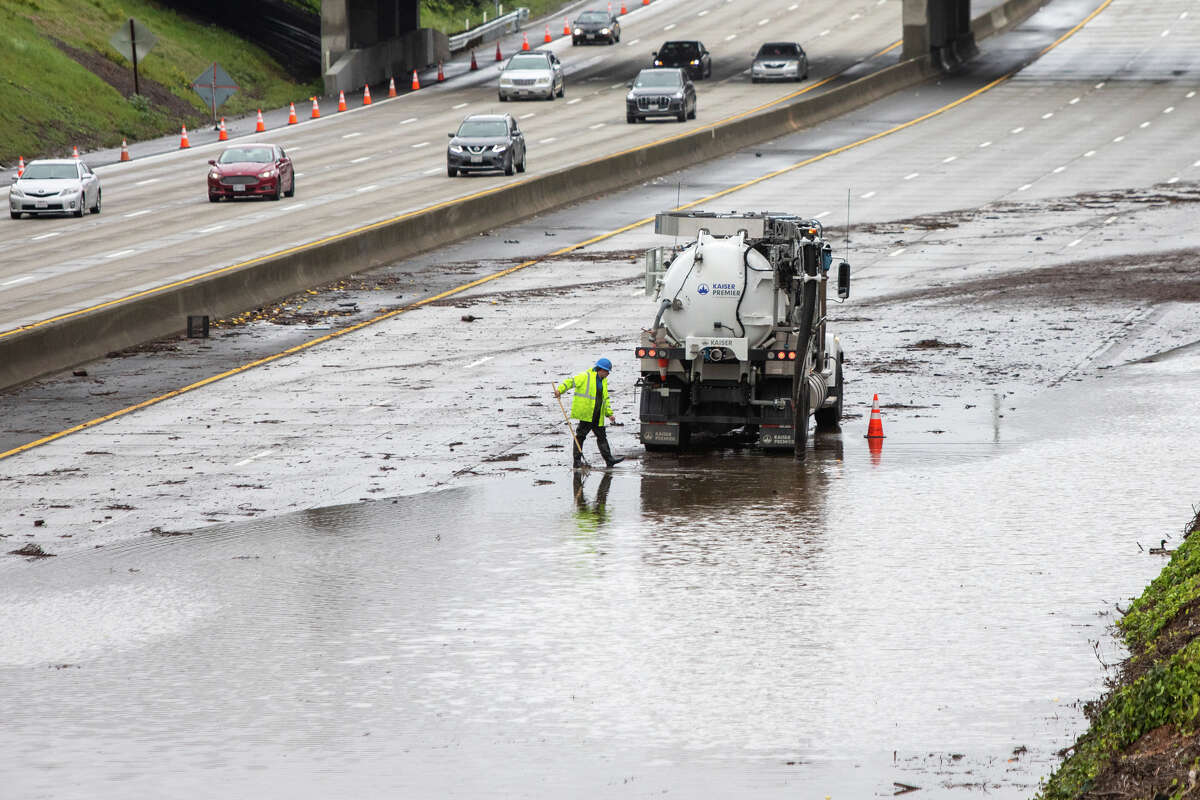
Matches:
[[109, 18, 157, 98], [190, 63, 239, 130]]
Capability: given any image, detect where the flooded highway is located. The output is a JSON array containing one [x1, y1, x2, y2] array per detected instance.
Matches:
[[4, 353, 1195, 797]]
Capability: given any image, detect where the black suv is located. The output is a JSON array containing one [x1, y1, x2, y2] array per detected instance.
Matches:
[[626, 68, 697, 123], [447, 114, 527, 177], [652, 40, 711, 80], [572, 9, 620, 44]]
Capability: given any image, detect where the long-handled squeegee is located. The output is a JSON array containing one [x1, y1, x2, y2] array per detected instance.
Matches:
[[551, 383, 591, 470]]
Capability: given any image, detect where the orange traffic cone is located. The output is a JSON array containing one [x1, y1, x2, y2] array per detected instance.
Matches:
[[470, 50, 479, 71], [521, 32, 530, 51], [363, 83, 372, 105], [388, 76, 397, 97], [119, 139, 130, 161], [563, 18, 571, 36], [310, 96, 321, 118], [411, 70, 420, 91], [437, 61, 445, 82], [178, 126, 190, 149], [254, 109, 265, 132], [17, 155, 25, 176], [643, 0, 650, 5], [495, 41, 503, 61], [218, 117, 229, 141], [337, 90, 347, 112], [287, 102, 298, 124], [621, 1, 627, 13], [544, 24, 552, 43], [71, 145, 80, 159], [865, 394, 886, 439]]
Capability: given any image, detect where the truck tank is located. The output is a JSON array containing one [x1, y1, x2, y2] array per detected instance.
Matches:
[[657, 232, 787, 351]]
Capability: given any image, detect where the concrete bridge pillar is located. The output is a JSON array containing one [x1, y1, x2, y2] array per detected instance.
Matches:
[[903, 0, 978, 69], [321, 0, 448, 95]]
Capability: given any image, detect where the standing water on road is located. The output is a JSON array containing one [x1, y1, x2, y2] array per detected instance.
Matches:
[[2, 359, 1196, 798]]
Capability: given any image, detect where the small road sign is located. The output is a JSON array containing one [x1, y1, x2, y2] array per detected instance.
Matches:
[[190, 63, 240, 129], [109, 18, 157, 97]]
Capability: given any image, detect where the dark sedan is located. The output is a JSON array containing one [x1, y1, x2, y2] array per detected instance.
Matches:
[[652, 40, 711, 80], [572, 9, 620, 44], [207, 144, 294, 201], [447, 114, 527, 177], [626, 68, 696, 123]]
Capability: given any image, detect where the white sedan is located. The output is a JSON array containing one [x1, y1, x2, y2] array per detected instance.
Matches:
[[9, 158, 102, 219]]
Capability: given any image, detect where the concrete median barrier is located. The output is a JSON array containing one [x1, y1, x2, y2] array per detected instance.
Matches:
[[0, 0, 1047, 391]]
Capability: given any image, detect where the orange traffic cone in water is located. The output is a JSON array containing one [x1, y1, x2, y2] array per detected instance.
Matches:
[[495, 41, 503, 61], [388, 76, 397, 97], [544, 24, 552, 43], [521, 32, 530, 51], [563, 18, 571, 36], [865, 394, 885, 436], [71, 145, 80, 159], [411, 70, 420, 90], [119, 139, 130, 161], [219, 118, 229, 140], [363, 83, 372, 105], [470, 50, 478, 71], [310, 96, 321, 118], [287, 102, 298, 124], [178, 126, 190, 148], [437, 61, 445, 82], [17, 155, 25, 176], [337, 90, 347, 112]]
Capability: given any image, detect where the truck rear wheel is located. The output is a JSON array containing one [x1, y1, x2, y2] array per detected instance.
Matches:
[[814, 359, 844, 429]]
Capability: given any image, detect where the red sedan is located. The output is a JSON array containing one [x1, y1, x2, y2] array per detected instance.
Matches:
[[207, 144, 295, 202]]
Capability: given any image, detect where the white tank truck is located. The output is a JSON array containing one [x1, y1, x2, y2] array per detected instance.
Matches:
[[636, 211, 850, 458]]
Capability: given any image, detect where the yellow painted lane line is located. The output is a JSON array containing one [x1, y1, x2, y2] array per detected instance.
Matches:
[[0, 1, 1113, 462]]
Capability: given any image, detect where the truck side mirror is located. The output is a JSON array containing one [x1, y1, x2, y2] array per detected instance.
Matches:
[[837, 261, 851, 299]]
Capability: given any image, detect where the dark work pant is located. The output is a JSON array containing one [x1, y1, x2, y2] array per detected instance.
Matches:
[[573, 421, 614, 465]]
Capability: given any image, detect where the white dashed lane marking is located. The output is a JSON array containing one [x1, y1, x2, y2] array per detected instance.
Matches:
[[554, 318, 579, 330], [235, 450, 275, 467], [466, 356, 493, 368]]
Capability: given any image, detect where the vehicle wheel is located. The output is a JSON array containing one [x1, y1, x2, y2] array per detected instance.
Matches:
[[284, 177, 295, 198], [73, 203, 83, 218], [270, 181, 282, 201], [498, 93, 507, 102], [572, 38, 579, 45], [814, 357, 844, 429], [208, 193, 220, 203], [447, 166, 457, 178], [627, 114, 636, 124], [676, 108, 687, 122], [688, 103, 696, 120], [752, 77, 760, 84], [9, 211, 19, 219], [557, 82, 564, 98], [504, 156, 514, 176], [91, 190, 101, 214], [516, 153, 526, 173]]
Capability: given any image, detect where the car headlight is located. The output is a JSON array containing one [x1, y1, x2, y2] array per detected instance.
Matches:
[[786, 60, 799, 68], [674, 92, 684, 99], [58, 187, 79, 197], [600, 27, 610, 34], [626, 93, 636, 102], [491, 144, 507, 152], [10, 186, 22, 197], [449, 145, 463, 154], [574, 27, 582, 34], [535, 76, 550, 84], [500, 76, 513, 86], [258, 169, 275, 179], [654, 60, 662, 66], [209, 171, 220, 180], [690, 59, 700, 65]]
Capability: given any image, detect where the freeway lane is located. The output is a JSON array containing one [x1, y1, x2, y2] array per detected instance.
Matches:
[[0, 0, 907, 334]]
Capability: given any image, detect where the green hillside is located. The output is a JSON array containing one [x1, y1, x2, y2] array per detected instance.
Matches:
[[1, 0, 321, 164]]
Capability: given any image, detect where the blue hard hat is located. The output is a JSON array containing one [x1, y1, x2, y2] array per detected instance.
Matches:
[[594, 357, 613, 371]]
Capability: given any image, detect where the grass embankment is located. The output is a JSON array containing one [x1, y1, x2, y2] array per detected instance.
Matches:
[[280, 0, 576, 34], [1039, 508, 1200, 799], [0, 0, 320, 164]]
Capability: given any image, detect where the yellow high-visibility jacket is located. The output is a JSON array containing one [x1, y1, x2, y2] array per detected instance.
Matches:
[[557, 368, 613, 425]]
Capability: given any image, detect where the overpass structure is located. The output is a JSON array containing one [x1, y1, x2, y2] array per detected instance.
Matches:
[[319, 0, 979, 94]]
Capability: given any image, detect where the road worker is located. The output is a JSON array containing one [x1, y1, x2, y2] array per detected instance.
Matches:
[[554, 357, 625, 469]]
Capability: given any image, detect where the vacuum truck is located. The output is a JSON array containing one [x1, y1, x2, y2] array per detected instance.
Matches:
[[636, 210, 850, 458]]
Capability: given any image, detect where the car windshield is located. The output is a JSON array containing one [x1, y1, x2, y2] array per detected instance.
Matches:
[[457, 120, 508, 137], [757, 43, 800, 58], [658, 42, 698, 58], [218, 147, 274, 164], [20, 164, 78, 180], [634, 70, 682, 88], [578, 11, 608, 22], [505, 54, 548, 70]]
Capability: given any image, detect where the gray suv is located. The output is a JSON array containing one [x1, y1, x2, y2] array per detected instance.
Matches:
[[498, 51, 565, 101], [447, 114, 527, 177], [626, 68, 696, 123]]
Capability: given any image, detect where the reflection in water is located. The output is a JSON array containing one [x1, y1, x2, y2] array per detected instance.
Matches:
[[1, 368, 1197, 798]]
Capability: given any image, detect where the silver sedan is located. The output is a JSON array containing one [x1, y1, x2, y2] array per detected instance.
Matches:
[[9, 159, 102, 219]]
